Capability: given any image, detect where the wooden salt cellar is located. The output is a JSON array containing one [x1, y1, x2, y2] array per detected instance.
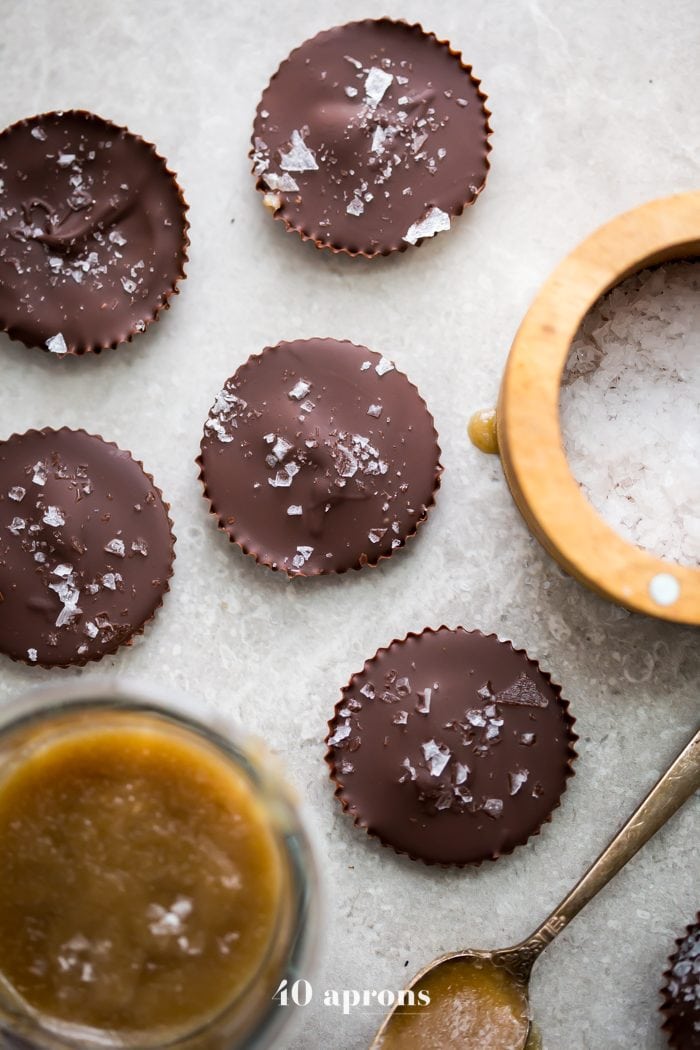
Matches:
[[498, 191, 700, 625]]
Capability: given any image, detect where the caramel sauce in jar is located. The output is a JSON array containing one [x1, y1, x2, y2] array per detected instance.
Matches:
[[0, 691, 316, 1049]]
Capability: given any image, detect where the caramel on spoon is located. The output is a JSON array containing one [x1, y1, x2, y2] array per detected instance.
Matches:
[[372, 728, 700, 1050]]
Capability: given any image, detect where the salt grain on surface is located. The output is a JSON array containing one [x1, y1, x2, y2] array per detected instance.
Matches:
[[560, 263, 699, 566]]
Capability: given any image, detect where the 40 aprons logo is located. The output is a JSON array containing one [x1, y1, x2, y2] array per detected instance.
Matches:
[[274, 978, 430, 1016]]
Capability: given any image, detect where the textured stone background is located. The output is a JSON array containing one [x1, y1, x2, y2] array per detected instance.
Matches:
[[0, 2, 698, 1048]]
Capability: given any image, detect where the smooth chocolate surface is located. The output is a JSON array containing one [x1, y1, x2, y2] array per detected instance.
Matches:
[[0, 428, 174, 667], [252, 19, 490, 256], [326, 627, 576, 865], [662, 916, 700, 1050], [0, 110, 188, 353], [198, 338, 441, 576]]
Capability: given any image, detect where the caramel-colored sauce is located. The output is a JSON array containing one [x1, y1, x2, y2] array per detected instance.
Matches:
[[378, 958, 529, 1050], [468, 408, 499, 454], [0, 718, 284, 1040], [525, 1022, 543, 1049]]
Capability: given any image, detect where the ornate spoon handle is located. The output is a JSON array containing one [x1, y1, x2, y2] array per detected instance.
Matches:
[[513, 728, 700, 972]]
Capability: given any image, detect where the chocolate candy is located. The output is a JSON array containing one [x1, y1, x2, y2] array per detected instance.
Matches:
[[252, 19, 491, 256], [0, 110, 188, 354], [198, 339, 441, 576], [662, 916, 700, 1049], [326, 627, 577, 866], [0, 428, 175, 667]]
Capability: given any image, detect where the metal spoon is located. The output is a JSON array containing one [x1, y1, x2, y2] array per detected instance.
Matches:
[[371, 728, 700, 1050]]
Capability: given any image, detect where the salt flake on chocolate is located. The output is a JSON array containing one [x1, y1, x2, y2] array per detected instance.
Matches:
[[416, 688, 432, 715], [263, 172, 299, 192], [483, 798, 504, 819], [399, 757, 417, 782], [45, 333, 68, 355], [421, 739, 451, 777], [328, 722, 352, 746], [364, 67, 393, 106], [375, 357, 394, 376], [49, 572, 81, 627], [454, 762, 470, 786], [279, 130, 318, 173], [346, 196, 364, 217], [403, 207, 451, 245], [43, 506, 65, 527], [509, 769, 530, 795], [291, 545, 313, 569], [8, 486, 25, 502], [288, 380, 311, 400], [104, 538, 126, 558]]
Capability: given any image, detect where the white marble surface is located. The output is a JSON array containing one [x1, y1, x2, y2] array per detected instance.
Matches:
[[0, 1, 698, 1048]]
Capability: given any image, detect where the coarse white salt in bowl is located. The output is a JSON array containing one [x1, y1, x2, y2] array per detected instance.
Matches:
[[560, 262, 699, 568]]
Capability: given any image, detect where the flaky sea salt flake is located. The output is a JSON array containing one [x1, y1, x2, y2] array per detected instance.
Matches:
[[509, 769, 530, 796], [328, 722, 351, 746], [104, 538, 126, 558], [346, 196, 364, 217], [421, 739, 451, 777], [288, 379, 311, 400], [263, 172, 299, 192], [416, 688, 432, 715], [45, 332, 68, 355], [43, 506, 65, 527], [375, 357, 394, 376], [399, 757, 417, 782], [454, 763, 470, 786], [364, 67, 393, 106], [403, 206, 451, 245], [279, 130, 318, 173]]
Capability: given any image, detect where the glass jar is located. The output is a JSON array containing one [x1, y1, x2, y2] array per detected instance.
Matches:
[[0, 679, 319, 1050]]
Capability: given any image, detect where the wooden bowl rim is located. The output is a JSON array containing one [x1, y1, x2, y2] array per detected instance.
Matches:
[[498, 190, 700, 625]]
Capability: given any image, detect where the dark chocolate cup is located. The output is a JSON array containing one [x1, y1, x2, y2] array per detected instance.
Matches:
[[0, 110, 189, 355], [0, 427, 175, 669], [197, 338, 443, 578], [325, 626, 578, 867], [251, 18, 492, 258], [660, 914, 700, 1049]]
